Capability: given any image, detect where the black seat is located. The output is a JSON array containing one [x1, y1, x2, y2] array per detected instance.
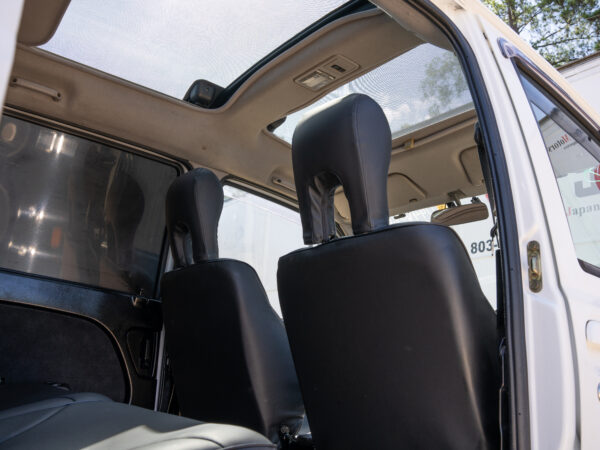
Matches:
[[160, 168, 305, 443], [0, 383, 81, 411], [0, 388, 275, 449], [277, 94, 500, 449]]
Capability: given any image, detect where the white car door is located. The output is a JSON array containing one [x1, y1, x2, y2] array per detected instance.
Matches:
[[475, 9, 600, 450], [0, 1, 25, 112]]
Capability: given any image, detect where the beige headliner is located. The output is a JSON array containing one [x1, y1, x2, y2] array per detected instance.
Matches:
[[7, 1, 485, 221]]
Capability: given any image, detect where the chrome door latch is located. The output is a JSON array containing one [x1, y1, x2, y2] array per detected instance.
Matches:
[[527, 241, 542, 292]]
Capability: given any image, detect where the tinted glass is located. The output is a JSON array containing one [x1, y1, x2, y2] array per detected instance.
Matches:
[[520, 74, 600, 269], [0, 115, 177, 294]]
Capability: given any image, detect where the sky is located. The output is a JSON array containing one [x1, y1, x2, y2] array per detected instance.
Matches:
[[42, 0, 346, 98]]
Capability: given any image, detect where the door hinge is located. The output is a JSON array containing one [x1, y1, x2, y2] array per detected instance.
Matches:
[[527, 241, 542, 292]]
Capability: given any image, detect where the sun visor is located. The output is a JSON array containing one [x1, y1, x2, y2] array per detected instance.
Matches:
[[17, 0, 71, 46], [376, 1, 452, 51]]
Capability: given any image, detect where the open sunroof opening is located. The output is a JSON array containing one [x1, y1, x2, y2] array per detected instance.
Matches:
[[272, 44, 474, 144], [40, 0, 349, 99]]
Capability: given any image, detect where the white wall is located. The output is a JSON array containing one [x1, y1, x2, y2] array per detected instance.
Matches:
[[560, 53, 600, 114]]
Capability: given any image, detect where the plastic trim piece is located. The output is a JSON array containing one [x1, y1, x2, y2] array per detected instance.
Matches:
[[498, 38, 600, 143], [10, 77, 61, 101]]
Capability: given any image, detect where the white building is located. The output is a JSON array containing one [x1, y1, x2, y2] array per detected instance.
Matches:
[[560, 51, 600, 113]]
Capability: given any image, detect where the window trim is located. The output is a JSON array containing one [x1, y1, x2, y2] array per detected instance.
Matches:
[[3, 105, 192, 170], [498, 38, 600, 145], [579, 258, 600, 278], [518, 74, 600, 162], [222, 175, 299, 211], [0, 110, 183, 298]]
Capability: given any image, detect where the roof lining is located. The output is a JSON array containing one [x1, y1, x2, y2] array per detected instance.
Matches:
[[8, 0, 483, 214]]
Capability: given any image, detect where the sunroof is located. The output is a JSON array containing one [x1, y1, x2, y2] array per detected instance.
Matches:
[[273, 44, 474, 143], [41, 0, 347, 99]]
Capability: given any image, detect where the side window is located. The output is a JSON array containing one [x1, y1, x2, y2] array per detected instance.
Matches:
[[391, 195, 498, 309], [0, 115, 177, 295], [519, 73, 600, 270], [219, 185, 304, 315]]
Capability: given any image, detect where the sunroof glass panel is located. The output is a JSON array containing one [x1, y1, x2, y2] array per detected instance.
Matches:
[[41, 0, 347, 99], [273, 44, 474, 143]]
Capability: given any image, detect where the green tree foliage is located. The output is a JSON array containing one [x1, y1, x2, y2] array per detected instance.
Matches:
[[419, 0, 600, 117], [420, 52, 469, 116], [483, 0, 600, 66]]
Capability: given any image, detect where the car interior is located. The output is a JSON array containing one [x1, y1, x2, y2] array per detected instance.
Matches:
[[0, 0, 506, 449]]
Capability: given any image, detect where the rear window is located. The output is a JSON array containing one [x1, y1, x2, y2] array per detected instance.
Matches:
[[0, 115, 177, 295]]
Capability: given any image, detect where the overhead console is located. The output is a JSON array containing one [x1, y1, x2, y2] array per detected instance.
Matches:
[[294, 55, 360, 91]]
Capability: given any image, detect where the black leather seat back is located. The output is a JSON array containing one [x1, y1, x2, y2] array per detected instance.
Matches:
[[161, 168, 304, 443], [277, 94, 500, 449]]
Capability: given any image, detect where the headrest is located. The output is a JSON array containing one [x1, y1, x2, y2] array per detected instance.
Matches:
[[291, 94, 391, 245], [165, 168, 223, 268]]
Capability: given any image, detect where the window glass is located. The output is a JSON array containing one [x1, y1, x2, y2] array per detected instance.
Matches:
[[0, 115, 177, 294], [519, 74, 600, 269], [274, 44, 474, 143], [219, 186, 304, 315], [41, 0, 346, 98], [391, 195, 497, 308]]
